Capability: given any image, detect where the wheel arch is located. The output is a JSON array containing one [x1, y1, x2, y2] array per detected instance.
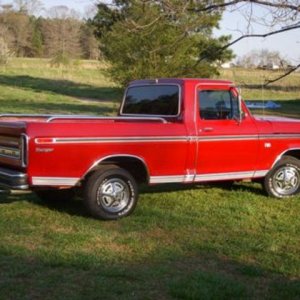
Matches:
[[272, 148, 300, 168], [81, 154, 150, 184]]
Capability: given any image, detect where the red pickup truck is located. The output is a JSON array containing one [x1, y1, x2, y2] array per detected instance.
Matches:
[[0, 78, 299, 220]]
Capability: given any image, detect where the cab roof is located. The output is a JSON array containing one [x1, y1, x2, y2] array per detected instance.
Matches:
[[129, 78, 234, 86]]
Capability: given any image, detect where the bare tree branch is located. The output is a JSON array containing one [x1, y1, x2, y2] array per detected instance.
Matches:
[[191, 0, 300, 13], [126, 16, 162, 30], [264, 63, 300, 86], [220, 24, 300, 50], [192, 24, 300, 69]]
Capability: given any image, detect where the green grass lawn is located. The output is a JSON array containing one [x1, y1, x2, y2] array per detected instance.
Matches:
[[221, 68, 300, 101], [0, 58, 299, 299], [220, 68, 300, 118], [0, 58, 121, 115]]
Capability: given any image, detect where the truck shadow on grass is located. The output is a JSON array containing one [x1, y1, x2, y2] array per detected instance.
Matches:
[[0, 75, 123, 101], [0, 238, 299, 299], [0, 186, 299, 299], [140, 182, 266, 197], [0, 191, 89, 218], [0, 182, 266, 219]]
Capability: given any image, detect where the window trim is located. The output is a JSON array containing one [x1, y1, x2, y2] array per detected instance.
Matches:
[[120, 83, 182, 118], [198, 89, 239, 121]]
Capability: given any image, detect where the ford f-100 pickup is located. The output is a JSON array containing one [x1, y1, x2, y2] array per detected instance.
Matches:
[[0, 78, 299, 220]]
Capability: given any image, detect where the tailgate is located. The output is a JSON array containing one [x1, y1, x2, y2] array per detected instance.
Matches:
[[0, 122, 27, 168]]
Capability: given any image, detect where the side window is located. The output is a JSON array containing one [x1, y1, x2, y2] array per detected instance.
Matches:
[[198, 90, 239, 120]]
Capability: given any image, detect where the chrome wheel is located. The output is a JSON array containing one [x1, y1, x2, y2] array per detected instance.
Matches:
[[84, 166, 138, 220], [97, 178, 130, 213], [272, 166, 300, 196]]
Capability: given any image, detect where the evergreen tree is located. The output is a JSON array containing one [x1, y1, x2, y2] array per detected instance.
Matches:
[[92, 0, 233, 85], [80, 23, 99, 60], [30, 17, 43, 57]]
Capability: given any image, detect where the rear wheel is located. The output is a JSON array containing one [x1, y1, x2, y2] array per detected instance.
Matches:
[[264, 156, 300, 198], [84, 166, 138, 220]]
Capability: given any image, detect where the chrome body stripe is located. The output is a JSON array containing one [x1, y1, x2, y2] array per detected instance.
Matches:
[[196, 170, 268, 181], [35, 136, 189, 144], [198, 135, 258, 142], [32, 177, 79, 186], [260, 134, 300, 140], [195, 171, 255, 182], [150, 170, 269, 184], [47, 116, 168, 123], [150, 174, 196, 184], [32, 170, 269, 187], [253, 170, 269, 177], [150, 170, 268, 184], [184, 174, 195, 182], [150, 175, 186, 184], [34, 133, 300, 145], [82, 154, 150, 182], [197, 134, 300, 142]]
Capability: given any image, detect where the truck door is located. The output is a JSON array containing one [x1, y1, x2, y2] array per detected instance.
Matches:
[[196, 85, 259, 181]]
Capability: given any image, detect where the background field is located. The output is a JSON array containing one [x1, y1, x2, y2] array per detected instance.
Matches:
[[0, 58, 299, 299], [1, 58, 299, 118]]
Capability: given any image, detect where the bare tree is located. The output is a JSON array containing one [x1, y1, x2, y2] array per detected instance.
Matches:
[[14, 0, 43, 15], [83, 3, 98, 20], [47, 5, 80, 20], [1, 4, 13, 12], [0, 10, 32, 57], [191, 0, 300, 84], [237, 49, 290, 68], [43, 6, 82, 62], [0, 21, 13, 64]]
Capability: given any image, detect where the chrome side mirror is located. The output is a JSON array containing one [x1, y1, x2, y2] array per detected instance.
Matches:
[[238, 94, 243, 124], [230, 87, 243, 124]]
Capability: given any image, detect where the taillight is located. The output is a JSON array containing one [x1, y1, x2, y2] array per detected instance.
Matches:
[[21, 134, 28, 167]]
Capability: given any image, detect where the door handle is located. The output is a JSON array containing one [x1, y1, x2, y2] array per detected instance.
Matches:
[[203, 127, 214, 132]]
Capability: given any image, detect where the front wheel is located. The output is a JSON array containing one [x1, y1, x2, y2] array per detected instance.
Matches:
[[264, 156, 300, 198], [84, 166, 138, 220]]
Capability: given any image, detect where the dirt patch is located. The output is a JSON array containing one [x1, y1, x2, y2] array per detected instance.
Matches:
[[75, 97, 114, 103]]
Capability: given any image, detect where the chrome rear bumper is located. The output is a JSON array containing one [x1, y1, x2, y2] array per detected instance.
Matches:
[[0, 167, 28, 190]]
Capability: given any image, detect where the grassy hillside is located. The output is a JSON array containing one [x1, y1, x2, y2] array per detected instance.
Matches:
[[0, 58, 299, 118], [0, 58, 121, 115], [0, 58, 299, 299], [220, 68, 300, 101], [220, 68, 300, 118]]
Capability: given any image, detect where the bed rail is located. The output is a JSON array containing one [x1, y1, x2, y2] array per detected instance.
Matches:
[[0, 114, 167, 124]]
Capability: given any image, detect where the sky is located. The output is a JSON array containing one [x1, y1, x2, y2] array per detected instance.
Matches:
[[40, 0, 299, 63], [216, 9, 300, 64], [41, 0, 95, 16]]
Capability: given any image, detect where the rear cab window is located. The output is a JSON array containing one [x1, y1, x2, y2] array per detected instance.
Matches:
[[121, 85, 180, 116]]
